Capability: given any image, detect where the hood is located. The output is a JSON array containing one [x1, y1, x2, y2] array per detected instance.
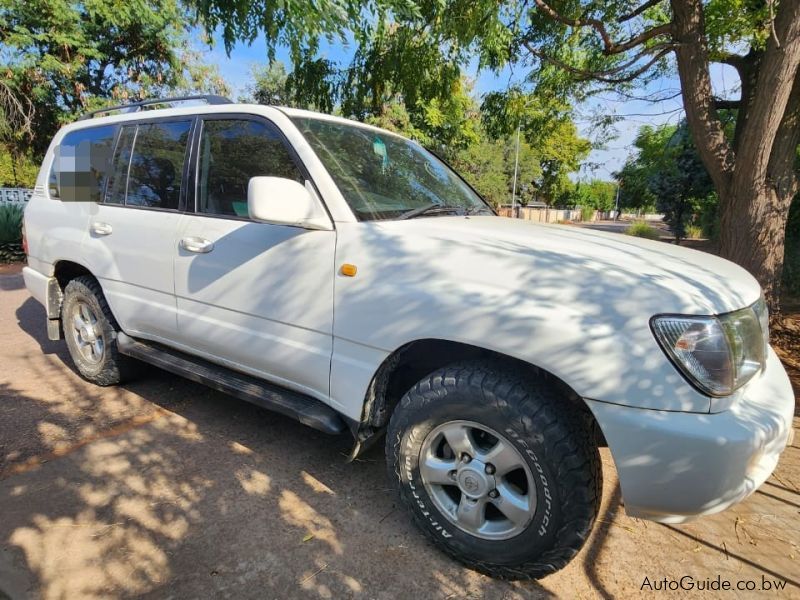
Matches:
[[374, 216, 761, 316]]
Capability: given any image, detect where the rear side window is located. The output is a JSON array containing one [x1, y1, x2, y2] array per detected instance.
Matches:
[[50, 125, 117, 201], [126, 121, 191, 210], [197, 118, 303, 217]]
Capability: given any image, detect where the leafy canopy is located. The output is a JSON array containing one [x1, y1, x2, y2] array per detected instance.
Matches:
[[0, 0, 230, 156]]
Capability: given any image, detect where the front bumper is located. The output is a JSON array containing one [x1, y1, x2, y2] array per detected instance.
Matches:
[[586, 348, 795, 523]]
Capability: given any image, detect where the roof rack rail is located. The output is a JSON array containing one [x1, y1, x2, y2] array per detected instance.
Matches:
[[77, 94, 233, 121]]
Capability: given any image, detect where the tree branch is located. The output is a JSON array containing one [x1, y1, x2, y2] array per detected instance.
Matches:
[[619, 0, 665, 23], [714, 52, 747, 69], [533, 0, 673, 55], [712, 98, 741, 109], [532, 0, 613, 49], [522, 41, 674, 84], [607, 23, 673, 55]]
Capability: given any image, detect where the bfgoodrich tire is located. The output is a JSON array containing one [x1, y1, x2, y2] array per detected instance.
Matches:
[[386, 360, 601, 580], [62, 275, 136, 386]]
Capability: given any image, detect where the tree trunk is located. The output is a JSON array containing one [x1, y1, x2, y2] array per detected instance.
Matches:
[[719, 183, 793, 311], [672, 0, 800, 313]]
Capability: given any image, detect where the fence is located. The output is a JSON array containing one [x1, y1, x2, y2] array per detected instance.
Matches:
[[497, 206, 588, 223], [0, 188, 32, 204], [497, 206, 664, 223]]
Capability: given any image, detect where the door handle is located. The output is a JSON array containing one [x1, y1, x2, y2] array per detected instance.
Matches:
[[180, 236, 215, 254], [90, 222, 113, 236]]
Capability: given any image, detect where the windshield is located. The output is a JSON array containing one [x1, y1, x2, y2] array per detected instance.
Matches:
[[291, 116, 492, 221]]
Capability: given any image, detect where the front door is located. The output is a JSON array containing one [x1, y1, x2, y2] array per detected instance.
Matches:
[[173, 116, 336, 402]]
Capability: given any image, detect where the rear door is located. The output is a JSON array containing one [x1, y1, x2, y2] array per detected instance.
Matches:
[[173, 115, 336, 402], [82, 118, 193, 342]]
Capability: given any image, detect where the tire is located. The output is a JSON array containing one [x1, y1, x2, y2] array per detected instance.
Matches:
[[386, 360, 601, 580], [62, 275, 136, 386]]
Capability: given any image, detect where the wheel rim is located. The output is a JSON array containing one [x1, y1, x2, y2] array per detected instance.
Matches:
[[70, 300, 104, 364], [419, 420, 536, 540]]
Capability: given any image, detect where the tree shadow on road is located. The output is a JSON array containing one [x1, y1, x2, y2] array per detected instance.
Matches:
[[2, 299, 555, 599]]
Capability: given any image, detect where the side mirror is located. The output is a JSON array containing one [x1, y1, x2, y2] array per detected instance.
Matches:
[[247, 176, 331, 230]]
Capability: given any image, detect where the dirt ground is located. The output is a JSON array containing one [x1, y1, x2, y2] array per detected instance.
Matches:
[[1, 266, 799, 599]]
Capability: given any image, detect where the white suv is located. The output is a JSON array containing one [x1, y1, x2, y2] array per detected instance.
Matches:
[[22, 96, 795, 579]]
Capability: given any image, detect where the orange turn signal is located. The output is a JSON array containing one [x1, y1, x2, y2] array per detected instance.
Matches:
[[341, 263, 358, 277]]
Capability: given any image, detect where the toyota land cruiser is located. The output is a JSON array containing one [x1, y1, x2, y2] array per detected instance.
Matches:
[[22, 95, 795, 579]]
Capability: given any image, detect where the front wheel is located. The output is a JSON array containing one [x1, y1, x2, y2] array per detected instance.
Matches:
[[386, 361, 601, 580]]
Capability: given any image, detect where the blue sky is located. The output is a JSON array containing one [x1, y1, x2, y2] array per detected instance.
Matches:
[[201, 32, 740, 180]]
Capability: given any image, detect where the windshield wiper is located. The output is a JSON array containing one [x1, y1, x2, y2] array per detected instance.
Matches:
[[465, 205, 493, 216], [397, 204, 465, 220]]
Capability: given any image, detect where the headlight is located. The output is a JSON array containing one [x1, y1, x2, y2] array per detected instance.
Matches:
[[651, 298, 768, 397]]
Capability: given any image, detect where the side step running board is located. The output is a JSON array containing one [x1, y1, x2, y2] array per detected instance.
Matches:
[[117, 333, 347, 435]]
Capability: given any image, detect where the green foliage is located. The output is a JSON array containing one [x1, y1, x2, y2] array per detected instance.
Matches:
[[626, 221, 661, 240], [450, 137, 509, 208], [569, 179, 616, 211], [651, 129, 713, 242], [0, 0, 230, 157], [356, 93, 541, 209], [697, 193, 721, 240], [0, 203, 24, 242], [580, 206, 595, 222], [618, 122, 713, 242], [0, 202, 25, 262], [245, 61, 293, 106], [0, 146, 38, 187]]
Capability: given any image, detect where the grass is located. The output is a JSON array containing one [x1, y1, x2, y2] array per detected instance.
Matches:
[[685, 224, 703, 239], [625, 221, 662, 240]]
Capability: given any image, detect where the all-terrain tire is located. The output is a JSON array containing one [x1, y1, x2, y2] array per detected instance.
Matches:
[[62, 275, 136, 386], [386, 360, 601, 580]]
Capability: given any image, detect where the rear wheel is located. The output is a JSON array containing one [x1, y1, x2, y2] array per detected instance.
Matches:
[[62, 276, 136, 386], [386, 360, 601, 580]]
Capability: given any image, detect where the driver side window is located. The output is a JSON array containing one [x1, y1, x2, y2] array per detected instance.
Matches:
[[197, 118, 304, 218]]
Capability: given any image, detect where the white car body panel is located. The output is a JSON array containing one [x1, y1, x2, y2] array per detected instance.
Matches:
[[21, 102, 794, 525]]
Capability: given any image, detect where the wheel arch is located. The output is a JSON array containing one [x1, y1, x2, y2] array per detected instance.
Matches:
[[349, 338, 605, 459], [53, 259, 94, 289], [46, 260, 111, 341]]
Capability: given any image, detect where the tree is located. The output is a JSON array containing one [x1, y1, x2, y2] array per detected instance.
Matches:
[[0, 0, 229, 157], [352, 89, 543, 208], [190, 0, 800, 309], [651, 129, 714, 243], [618, 122, 713, 241], [583, 180, 618, 211], [517, 0, 800, 308], [245, 61, 293, 105]]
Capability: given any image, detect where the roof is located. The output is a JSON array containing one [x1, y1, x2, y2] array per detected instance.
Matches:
[[64, 100, 411, 142]]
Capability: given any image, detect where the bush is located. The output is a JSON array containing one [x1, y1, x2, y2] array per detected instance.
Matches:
[[580, 206, 594, 222], [697, 193, 720, 240], [0, 203, 25, 263], [625, 221, 661, 240], [685, 224, 703, 239]]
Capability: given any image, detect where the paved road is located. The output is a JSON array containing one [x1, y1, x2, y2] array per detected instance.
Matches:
[[1, 268, 799, 599]]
